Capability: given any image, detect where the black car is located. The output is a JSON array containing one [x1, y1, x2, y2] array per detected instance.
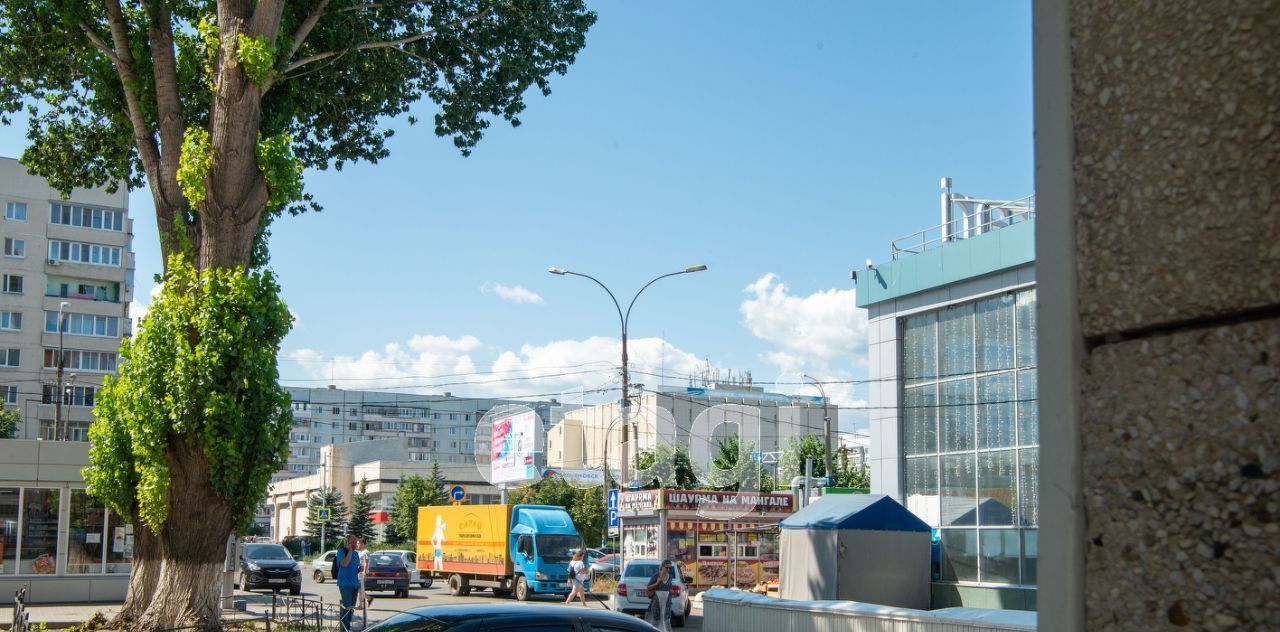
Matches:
[[365, 551, 412, 598], [237, 543, 302, 595], [366, 604, 659, 632]]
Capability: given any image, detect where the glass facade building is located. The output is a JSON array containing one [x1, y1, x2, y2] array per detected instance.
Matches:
[[901, 289, 1038, 587]]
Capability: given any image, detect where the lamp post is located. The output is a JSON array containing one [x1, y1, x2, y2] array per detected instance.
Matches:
[[548, 265, 707, 495], [801, 373, 833, 480], [54, 301, 68, 441]]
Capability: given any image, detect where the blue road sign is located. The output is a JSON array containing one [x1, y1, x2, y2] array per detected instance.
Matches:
[[449, 485, 467, 502], [608, 508, 619, 528], [607, 489, 619, 510], [317, 507, 331, 522]]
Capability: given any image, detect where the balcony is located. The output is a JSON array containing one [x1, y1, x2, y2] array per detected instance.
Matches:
[[890, 193, 1035, 260]]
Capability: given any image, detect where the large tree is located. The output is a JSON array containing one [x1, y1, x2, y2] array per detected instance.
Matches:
[[1, 0, 595, 628], [302, 486, 349, 540], [388, 468, 448, 545]]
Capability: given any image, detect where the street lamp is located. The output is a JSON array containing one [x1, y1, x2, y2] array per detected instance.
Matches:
[[548, 265, 707, 493], [54, 301, 68, 442], [801, 373, 833, 480]]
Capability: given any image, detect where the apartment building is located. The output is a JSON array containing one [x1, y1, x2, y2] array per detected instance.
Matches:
[[0, 158, 135, 442], [278, 385, 554, 483]]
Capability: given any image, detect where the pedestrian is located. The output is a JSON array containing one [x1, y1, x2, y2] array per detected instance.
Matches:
[[356, 538, 374, 608], [335, 534, 361, 632], [565, 550, 589, 606], [644, 559, 674, 632]]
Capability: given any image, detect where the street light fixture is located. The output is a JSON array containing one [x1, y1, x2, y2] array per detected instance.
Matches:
[[54, 301, 69, 442], [547, 264, 708, 494], [801, 373, 833, 480]]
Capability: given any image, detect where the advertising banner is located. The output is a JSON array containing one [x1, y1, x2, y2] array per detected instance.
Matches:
[[491, 410, 538, 484], [417, 505, 512, 575]]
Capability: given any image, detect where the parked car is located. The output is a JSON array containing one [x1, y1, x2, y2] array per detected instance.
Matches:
[[365, 604, 658, 632], [380, 549, 433, 589], [310, 549, 339, 583], [614, 559, 691, 628], [590, 553, 620, 580], [365, 551, 412, 598], [237, 543, 301, 595]]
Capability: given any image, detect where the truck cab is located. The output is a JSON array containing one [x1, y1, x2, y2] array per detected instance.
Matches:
[[508, 505, 583, 600]]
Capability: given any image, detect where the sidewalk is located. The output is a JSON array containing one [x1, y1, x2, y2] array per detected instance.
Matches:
[[2, 604, 122, 630]]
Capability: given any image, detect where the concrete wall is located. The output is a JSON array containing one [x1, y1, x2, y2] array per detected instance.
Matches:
[[1035, 1, 1279, 629]]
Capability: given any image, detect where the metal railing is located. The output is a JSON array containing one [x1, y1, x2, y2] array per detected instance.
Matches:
[[11, 585, 30, 632], [890, 194, 1035, 260]]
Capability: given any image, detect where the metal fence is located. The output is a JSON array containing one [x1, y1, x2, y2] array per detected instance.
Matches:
[[10, 585, 30, 632], [153, 593, 361, 632], [890, 194, 1036, 260]]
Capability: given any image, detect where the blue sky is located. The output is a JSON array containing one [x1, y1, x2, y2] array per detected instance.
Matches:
[[0, 1, 1032, 433]]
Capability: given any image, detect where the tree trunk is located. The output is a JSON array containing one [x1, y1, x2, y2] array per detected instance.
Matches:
[[134, 437, 234, 631], [112, 516, 162, 627]]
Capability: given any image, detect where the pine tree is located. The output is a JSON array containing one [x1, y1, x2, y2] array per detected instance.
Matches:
[[389, 472, 448, 545], [348, 478, 376, 542], [303, 487, 349, 541]]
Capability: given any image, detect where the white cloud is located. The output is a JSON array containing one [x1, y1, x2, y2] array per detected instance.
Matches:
[[739, 273, 869, 418], [284, 334, 706, 403], [128, 283, 165, 335], [480, 282, 544, 305]]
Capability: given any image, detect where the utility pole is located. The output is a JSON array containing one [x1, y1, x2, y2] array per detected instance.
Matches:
[[802, 374, 833, 479], [53, 301, 68, 441]]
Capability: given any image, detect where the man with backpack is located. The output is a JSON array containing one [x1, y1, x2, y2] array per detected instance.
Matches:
[[334, 534, 361, 632]]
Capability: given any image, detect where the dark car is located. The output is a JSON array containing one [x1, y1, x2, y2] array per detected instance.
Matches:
[[237, 543, 301, 595], [366, 604, 659, 632], [589, 554, 620, 580], [365, 551, 412, 598]]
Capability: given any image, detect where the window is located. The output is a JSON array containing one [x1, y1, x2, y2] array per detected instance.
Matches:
[[49, 203, 124, 232], [0, 488, 17, 574], [47, 240, 122, 267], [2, 274, 22, 294], [0, 311, 20, 331], [332, 406, 340, 415], [44, 312, 120, 337], [20, 488, 60, 574], [4, 202, 27, 221], [0, 349, 18, 368], [42, 349, 117, 372], [3, 238, 23, 258], [898, 287, 1037, 587], [69, 490, 107, 574], [449, 427, 457, 435], [41, 385, 96, 407], [0, 384, 17, 404]]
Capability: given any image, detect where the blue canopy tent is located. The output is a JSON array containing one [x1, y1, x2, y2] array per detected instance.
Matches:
[[779, 494, 931, 608]]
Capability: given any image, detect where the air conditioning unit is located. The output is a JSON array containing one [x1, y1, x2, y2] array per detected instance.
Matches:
[[47, 258, 59, 266]]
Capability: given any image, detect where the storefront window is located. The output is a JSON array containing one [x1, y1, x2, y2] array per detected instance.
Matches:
[[105, 510, 135, 574], [69, 490, 106, 574], [0, 488, 17, 575], [20, 488, 60, 574]]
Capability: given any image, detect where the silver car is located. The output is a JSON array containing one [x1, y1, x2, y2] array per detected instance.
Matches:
[[613, 559, 691, 628]]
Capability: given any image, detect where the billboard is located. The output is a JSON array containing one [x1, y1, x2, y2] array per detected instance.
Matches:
[[417, 505, 512, 575], [491, 410, 538, 484]]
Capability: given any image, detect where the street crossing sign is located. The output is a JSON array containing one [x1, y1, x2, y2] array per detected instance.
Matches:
[[316, 507, 331, 522]]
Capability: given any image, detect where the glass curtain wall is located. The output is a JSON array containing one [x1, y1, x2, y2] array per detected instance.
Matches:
[[901, 289, 1038, 586]]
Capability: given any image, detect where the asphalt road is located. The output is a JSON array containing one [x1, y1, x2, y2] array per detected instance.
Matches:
[[234, 570, 703, 630]]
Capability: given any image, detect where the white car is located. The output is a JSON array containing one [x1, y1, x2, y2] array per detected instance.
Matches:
[[613, 559, 692, 628], [312, 549, 433, 589]]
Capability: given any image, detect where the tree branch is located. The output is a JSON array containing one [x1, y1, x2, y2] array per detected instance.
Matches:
[[285, 0, 332, 61], [140, 0, 186, 210], [78, 23, 125, 67], [281, 7, 492, 75], [337, 0, 435, 13]]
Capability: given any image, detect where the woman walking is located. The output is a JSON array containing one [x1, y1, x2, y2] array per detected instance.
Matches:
[[565, 550, 589, 606], [644, 560, 674, 632]]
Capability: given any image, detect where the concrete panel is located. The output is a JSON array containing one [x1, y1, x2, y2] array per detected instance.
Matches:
[[1081, 318, 1280, 629], [0, 440, 40, 466], [0, 463, 39, 481], [1071, 1, 1280, 337]]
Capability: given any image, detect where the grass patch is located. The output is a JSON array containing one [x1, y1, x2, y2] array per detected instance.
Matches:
[[590, 576, 618, 595]]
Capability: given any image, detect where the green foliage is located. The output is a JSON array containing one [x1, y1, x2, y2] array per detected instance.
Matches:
[[85, 256, 293, 532], [303, 487, 349, 539], [779, 435, 868, 489], [176, 127, 212, 208], [0, 408, 18, 438], [708, 435, 771, 492], [0, 0, 596, 215], [507, 477, 606, 547], [633, 444, 700, 490], [389, 471, 447, 544], [235, 34, 275, 86], [256, 134, 304, 210], [348, 478, 377, 542]]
